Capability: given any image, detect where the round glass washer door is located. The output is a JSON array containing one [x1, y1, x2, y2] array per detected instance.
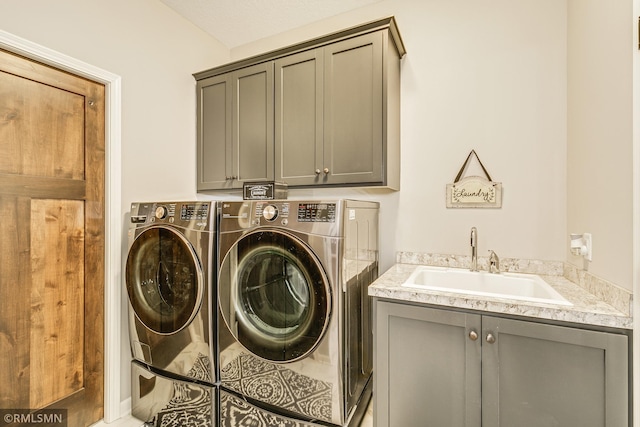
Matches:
[[219, 230, 331, 362], [126, 225, 203, 335]]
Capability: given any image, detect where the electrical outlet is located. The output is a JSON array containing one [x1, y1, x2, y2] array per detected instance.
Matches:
[[583, 233, 592, 261]]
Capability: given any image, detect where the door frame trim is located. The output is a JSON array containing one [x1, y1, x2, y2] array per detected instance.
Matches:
[[0, 30, 122, 423]]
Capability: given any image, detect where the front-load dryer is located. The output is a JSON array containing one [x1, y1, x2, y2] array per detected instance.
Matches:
[[126, 201, 217, 385], [217, 200, 378, 426]]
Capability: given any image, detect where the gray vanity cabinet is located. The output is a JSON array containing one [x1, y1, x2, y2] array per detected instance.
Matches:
[[374, 301, 629, 427], [196, 62, 274, 190]]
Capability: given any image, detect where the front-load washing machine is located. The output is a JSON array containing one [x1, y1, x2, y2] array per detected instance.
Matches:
[[217, 200, 378, 426], [125, 201, 218, 425]]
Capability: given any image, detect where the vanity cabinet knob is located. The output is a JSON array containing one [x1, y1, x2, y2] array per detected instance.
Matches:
[[315, 169, 321, 175], [469, 330, 478, 341], [323, 167, 330, 174], [486, 333, 496, 344]]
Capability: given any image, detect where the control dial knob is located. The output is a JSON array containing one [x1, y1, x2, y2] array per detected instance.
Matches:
[[155, 206, 168, 219], [262, 205, 278, 221]]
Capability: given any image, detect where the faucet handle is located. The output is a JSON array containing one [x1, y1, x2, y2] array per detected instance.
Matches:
[[488, 250, 500, 273]]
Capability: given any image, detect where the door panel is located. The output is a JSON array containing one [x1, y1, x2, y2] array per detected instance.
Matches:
[[0, 48, 105, 426], [30, 200, 85, 409], [0, 196, 31, 408], [0, 70, 84, 179], [482, 316, 628, 427]]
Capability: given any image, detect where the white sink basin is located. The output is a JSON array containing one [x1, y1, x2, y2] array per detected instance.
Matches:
[[402, 266, 572, 306]]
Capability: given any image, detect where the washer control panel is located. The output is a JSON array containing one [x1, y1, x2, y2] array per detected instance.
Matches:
[[220, 201, 341, 234], [250, 202, 337, 225], [130, 201, 212, 230], [297, 203, 336, 223]]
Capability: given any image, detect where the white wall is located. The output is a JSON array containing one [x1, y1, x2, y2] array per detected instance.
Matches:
[[567, 0, 634, 290], [0, 0, 230, 408]]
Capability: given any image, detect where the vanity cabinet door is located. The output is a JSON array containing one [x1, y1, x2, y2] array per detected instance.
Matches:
[[481, 316, 628, 427], [374, 301, 482, 427]]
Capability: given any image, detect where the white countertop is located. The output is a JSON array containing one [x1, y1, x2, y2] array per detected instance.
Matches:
[[369, 263, 632, 330]]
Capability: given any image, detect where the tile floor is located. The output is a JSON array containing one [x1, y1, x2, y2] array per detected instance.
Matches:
[[91, 400, 373, 427]]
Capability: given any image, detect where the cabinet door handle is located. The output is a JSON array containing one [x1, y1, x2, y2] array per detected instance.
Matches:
[[468, 330, 478, 341], [315, 169, 321, 175], [323, 167, 330, 174], [486, 333, 496, 344]]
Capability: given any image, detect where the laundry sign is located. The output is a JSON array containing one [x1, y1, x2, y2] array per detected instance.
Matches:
[[446, 150, 502, 208]]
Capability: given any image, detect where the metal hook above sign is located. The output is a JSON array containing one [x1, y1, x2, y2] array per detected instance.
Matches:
[[446, 150, 503, 208]]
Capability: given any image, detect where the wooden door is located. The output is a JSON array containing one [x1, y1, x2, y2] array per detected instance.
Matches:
[[0, 49, 105, 426]]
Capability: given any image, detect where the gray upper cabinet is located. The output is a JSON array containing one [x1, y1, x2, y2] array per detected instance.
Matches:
[[195, 17, 405, 191], [197, 62, 274, 190], [374, 300, 629, 427]]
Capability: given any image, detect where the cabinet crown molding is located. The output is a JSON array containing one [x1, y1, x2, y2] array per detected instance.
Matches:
[[193, 16, 406, 81]]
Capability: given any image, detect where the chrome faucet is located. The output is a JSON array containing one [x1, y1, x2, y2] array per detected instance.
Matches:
[[488, 250, 500, 274], [470, 227, 478, 271]]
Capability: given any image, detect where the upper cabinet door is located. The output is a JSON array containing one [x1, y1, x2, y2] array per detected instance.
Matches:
[[274, 49, 324, 186], [197, 73, 233, 190], [233, 62, 275, 188], [323, 32, 383, 186], [197, 63, 274, 191]]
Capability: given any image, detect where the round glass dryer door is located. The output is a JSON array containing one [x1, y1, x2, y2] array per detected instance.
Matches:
[[219, 230, 331, 362], [126, 226, 203, 334]]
